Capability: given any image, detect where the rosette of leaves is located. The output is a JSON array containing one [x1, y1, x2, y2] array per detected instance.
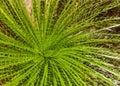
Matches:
[[0, 0, 120, 86]]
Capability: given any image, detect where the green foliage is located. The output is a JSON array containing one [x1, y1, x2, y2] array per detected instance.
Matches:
[[0, 0, 120, 86]]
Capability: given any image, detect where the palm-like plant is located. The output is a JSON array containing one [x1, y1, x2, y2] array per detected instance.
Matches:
[[0, 0, 120, 86]]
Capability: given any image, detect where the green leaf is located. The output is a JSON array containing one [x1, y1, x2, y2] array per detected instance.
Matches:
[[0, 0, 120, 86]]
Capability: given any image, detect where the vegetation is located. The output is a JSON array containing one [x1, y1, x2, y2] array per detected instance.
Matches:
[[0, 0, 120, 86]]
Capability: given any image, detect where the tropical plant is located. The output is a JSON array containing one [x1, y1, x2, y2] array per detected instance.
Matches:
[[0, 0, 120, 86]]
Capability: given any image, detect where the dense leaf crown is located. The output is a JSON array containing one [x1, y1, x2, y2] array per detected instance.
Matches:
[[0, 0, 120, 86]]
